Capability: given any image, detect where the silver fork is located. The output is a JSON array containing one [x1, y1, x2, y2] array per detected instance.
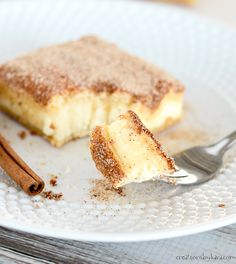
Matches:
[[161, 131, 236, 185]]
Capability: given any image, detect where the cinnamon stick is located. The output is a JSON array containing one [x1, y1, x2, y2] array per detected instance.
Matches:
[[0, 133, 45, 195]]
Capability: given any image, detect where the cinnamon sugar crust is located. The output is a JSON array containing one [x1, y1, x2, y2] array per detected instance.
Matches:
[[0, 35, 184, 108], [90, 126, 126, 186]]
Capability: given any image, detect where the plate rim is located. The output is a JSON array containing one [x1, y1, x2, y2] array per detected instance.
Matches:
[[1, 214, 236, 242]]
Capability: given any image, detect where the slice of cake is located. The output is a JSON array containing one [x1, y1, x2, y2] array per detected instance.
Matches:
[[90, 110, 176, 188], [0, 36, 184, 147]]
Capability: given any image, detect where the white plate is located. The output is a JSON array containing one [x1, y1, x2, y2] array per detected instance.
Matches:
[[0, 0, 236, 242]]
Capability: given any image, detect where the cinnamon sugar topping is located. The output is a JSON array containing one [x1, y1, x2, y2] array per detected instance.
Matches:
[[0, 36, 184, 108]]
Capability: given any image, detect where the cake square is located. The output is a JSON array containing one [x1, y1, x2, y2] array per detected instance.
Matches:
[[0, 36, 184, 147]]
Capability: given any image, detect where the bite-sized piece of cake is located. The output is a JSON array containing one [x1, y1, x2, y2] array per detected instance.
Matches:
[[90, 110, 176, 188], [0, 35, 184, 147]]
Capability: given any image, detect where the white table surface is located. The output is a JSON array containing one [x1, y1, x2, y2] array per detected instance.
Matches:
[[0, 0, 236, 263]]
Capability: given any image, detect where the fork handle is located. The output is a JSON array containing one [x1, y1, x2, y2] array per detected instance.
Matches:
[[208, 131, 236, 155]]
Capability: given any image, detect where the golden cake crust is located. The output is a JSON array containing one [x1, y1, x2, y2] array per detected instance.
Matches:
[[90, 126, 126, 187], [0, 36, 184, 108], [90, 110, 175, 187]]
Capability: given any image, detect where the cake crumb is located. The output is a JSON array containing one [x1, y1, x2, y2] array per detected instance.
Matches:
[[42, 190, 63, 201], [18, 131, 27, 140], [49, 175, 58, 187], [90, 178, 125, 202], [218, 203, 225, 208]]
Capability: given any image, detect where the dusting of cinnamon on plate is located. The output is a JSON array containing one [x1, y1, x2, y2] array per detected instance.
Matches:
[[89, 178, 125, 202]]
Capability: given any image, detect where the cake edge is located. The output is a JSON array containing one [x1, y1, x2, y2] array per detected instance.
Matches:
[[90, 126, 126, 187]]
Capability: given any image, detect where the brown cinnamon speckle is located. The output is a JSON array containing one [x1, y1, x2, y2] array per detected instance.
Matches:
[[108, 139, 114, 145], [50, 123, 56, 130], [18, 131, 27, 140]]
